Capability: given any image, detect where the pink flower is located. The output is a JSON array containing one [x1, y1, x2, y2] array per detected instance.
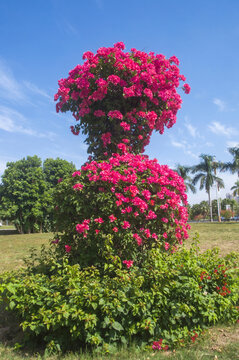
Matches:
[[123, 260, 134, 268], [107, 75, 121, 85], [133, 233, 142, 246], [163, 232, 168, 239], [65, 245, 71, 253], [112, 227, 118, 232], [183, 83, 191, 94], [120, 122, 131, 131], [58, 178, 63, 183], [101, 132, 111, 147], [164, 242, 170, 251], [108, 110, 123, 120], [123, 86, 135, 97], [73, 183, 84, 190], [94, 217, 104, 223], [95, 229, 100, 234], [72, 171, 81, 177], [146, 210, 157, 220], [109, 214, 117, 222], [122, 221, 131, 229]]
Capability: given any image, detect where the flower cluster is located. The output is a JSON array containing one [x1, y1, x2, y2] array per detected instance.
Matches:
[[53, 152, 190, 266], [55, 42, 190, 158], [152, 339, 169, 351]]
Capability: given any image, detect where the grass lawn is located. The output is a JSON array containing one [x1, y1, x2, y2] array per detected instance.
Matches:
[[0, 223, 238, 359]]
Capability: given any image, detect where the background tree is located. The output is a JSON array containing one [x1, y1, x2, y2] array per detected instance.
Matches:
[[0, 156, 46, 233], [43, 158, 76, 187], [191, 154, 224, 222], [42, 158, 76, 231], [174, 164, 196, 193], [221, 147, 239, 176], [190, 200, 209, 220], [231, 180, 239, 197], [0, 156, 76, 233]]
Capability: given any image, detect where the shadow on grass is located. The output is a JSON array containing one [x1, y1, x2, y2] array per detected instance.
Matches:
[[0, 230, 19, 236]]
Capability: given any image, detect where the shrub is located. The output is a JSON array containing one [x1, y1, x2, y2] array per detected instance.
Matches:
[[53, 152, 190, 268], [0, 240, 238, 354], [221, 209, 234, 220]]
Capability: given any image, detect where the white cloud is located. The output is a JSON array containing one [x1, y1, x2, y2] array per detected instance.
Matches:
[[213, 98, 226, 111], [185, 122, 197, 137], [171, 140, 185, 148], [23, 81, 52, 100], [171, 138, 198, 159], [0, 106, 55, 139], [0, 59, 52, 105], [226, 141, 239, 148], [208, 121, 237, 137], [0, 60, 26, 101]]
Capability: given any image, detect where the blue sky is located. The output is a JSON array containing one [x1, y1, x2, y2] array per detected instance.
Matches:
[[0, 0, 238, 204]]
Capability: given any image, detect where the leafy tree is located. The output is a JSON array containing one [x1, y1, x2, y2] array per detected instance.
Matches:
[[231, 180, 239, 197], [0, 156, 46, 233], [190, 201, 209, 220], [191, 155, 224, 222], [221, 147, 239, 176], [221, 198, 239, 215], [0, 156, 76, 233], [43, 158, 76, 187], [174, 164, 196, 193]]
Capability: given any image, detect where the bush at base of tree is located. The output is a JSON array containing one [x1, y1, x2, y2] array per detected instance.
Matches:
[[0, 238, 238, 355]]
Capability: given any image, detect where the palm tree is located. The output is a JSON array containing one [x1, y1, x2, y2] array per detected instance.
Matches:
[[191, 154, 224, 222], [221, 147, 239, 176], [231, 180, 239, 197], [174, 164, 196, 193]]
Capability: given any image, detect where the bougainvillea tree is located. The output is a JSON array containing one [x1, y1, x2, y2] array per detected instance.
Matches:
[[54, 42, 191, 267]]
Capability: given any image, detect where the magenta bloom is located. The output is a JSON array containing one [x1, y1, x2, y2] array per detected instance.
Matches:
[[73, 183, 84, 190], [94, 217, 104, 224], [72, 171, 81, 177], [65, 245, 71, 253], [122, 221, 131, 229], [123, 260, 134, 268]]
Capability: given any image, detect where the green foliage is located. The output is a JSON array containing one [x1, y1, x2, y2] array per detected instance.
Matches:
[[0, 156, 76, 233], [0, 238, 238, 355], [190, 201, 209, 220], [221, 209, 234, 220], [43, 158, 76, 188]]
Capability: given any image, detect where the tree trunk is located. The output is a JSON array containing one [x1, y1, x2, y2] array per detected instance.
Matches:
[[208, 189, 213, 222]]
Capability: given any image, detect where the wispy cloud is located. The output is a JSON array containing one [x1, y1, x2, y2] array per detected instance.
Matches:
[[23, 81, 52, 100], [0, 59, 26, 101], [0, 59, 52, 105], [170, 138, 198, 159], [171, 140, 185, 148], [185, 122, 197, 138], [208, 121, 237, 137], [226, 141, 239, 148], [213, 98, 226, 111], [0, 105, 55, 139]]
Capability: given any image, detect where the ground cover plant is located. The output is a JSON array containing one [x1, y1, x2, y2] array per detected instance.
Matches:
[[0, 42, 238, 357]]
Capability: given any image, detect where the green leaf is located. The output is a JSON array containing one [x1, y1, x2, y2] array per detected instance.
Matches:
[[112, 321, 123, 331]]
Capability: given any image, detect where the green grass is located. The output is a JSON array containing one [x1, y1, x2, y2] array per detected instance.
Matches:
[[187, 222, 239, 255], [0, 223, 238, 359], [0, 232, 52, 272]]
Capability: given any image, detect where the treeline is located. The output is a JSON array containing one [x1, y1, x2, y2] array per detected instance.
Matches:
[[0, 156, 75, 233], [188, 198, 239, 221]]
